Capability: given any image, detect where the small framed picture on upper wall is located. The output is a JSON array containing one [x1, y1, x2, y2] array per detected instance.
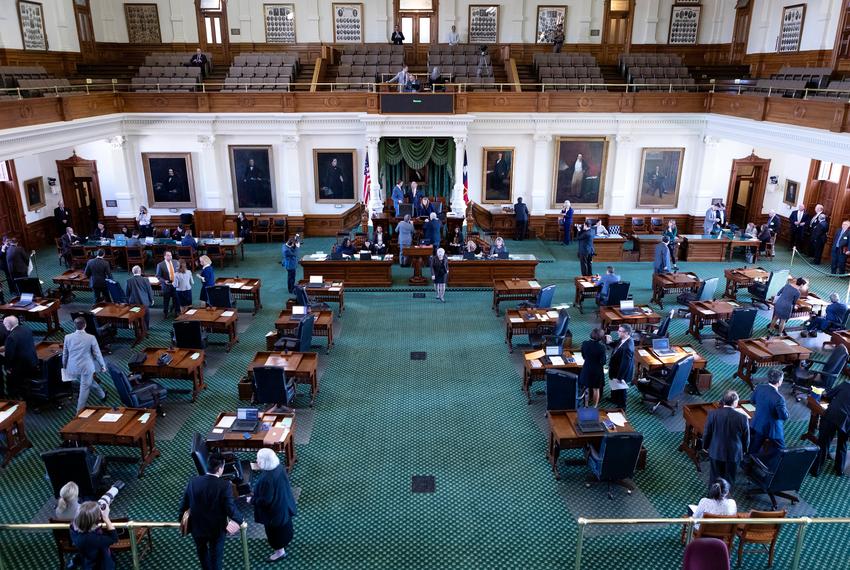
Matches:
[[784, 180, 799, 206], [23, 177, 45, 211]]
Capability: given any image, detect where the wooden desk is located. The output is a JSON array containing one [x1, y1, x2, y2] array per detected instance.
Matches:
[[687, 300, 742, 340], [35, 341, 63, 362], [593, 236, 627, 261], [493, 279, 541, 315], [128, 347, 205, 402], [651, 272, 700, 309], [723, 267, 770, 299], [504, 308, 561, 352], [787, 293, 829, 323], [402, 246, 433, 286], [208, 411, 296, 469], [680, 401, 753, 470], [682, 235, 731, 262], [446, 255, 538, 287], [175, 307, 238, 351], [801, 395, 827, 444], [298, 280, 345, 316], [522, 349, 582, 403], [52, 270, 90, 301], [574, 276, 601, 314], [60, 406, 159, 476], [546, 409, 639, 479], [632, 234, 664, 261], [300, 258, 393, 287], [599, 305, 661, 332], [0, 297, 61, 335], [0, 401, 31, 466], [735, 337, 811, 390], [240, 351, 319, 406], [635, 345, 706, 374], [91, 302, 148, 345], [214, 277, 262, 314], [85, 237, 245, 263], [727, 237, 762, 262], [275, 310, 334, 353]]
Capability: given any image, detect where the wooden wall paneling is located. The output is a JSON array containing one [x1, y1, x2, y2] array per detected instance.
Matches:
[[0, 97, 65, 129], [464, 93, 541, 113], [58, 93, 120, 121], [743, 49, 833, 78], [25, 217, 56, 252], [763, 97, 847, 133], [294, 92, 373, 113], [544, 92, 623, 113], [630, 92, 709, 114], [302, 203, 364, 237], [0, 48, 82, 77], [629, 43, 733, 66], [708, 92, 766, 121]]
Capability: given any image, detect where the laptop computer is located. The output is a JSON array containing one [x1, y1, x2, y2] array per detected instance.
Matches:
[[576, 407, 605, 433], [619, 299, 639, 316], [307, 275, 323, 288], [545, 345, 562, 357], [230, 408, 259, 432], [359, 251, 372, 261], [652, 338, 676, 357], [14, 292, 36, 309], [290, 305, 308, 321]]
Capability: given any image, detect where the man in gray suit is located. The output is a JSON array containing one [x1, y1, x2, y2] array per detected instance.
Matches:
[[126, 265, 154, 331], [395, 214, 415, 266], [155, 251, 180, 318], [703, 204, 718, 235], [653, 236, 672, 274], [63, 316, 107, 412]]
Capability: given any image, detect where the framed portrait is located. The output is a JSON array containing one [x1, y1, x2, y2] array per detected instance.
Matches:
[[125, 4, 162, 44], [778, 4, 805, 53], [17, 1, 47, 51], [669, 5, 700, 45], [314, 149, 356, 204], [332, 3, 363, 43], [23, 177, 45, 211], [264, 4, 296, 43], [551, 137, 609, 208], [469, 5, 498, 44], [784, 179, 799, 207], [636, 148, 685, 208], [229, 146, 276, 211], [482, 147, 514, 204], [142, 153, 197, 208], [536, 6, 566, 44]]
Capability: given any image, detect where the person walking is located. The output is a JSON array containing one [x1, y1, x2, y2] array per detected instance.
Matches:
[[248, 448, 297, 563], [155, 251, 180, 319], [197, 255, 215, 306], [63, 316, 107, 412], [174, 260, 194, 310], [576, 220, 595, 276], [430, 247, 449, 302]]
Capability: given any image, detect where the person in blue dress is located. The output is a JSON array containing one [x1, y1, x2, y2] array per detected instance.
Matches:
[[197, 255, 215, 305]]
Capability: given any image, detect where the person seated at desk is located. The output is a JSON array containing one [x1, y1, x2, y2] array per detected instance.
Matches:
[[181, 229, 198, 250], [757, 223, 773, 254], [592, 219, 608, 237], [691, 478, 736, 530], [417, 197, 436, 218], [739, 222, 758, 263], [372, 226, 388, 255], [335, 238, 355, 257], [462, 240, 480, 260], [120, 225, 131, 238], [91, 222, 108, 240], [60, 226, 81, 266], [171, 225, 185, 241], [769, 277, 806, 335], [594, 266, 621, 305], [489, 236, 509, 258], [803, 292, 848, 337], [448, 226, 464, 255], [126, 230, 142, 247]]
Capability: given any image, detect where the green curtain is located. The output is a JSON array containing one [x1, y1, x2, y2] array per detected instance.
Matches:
[[379, 138, 455, 199]]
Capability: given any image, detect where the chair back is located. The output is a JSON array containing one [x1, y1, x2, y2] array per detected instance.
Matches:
[[294, 285, 310, 306], [70, 311, 103, 341], [683, 538, 730, 570], [173, 321, 205, 349], [535, 284, 556, 309], [205, 285, 232, 308], [656, 311, 673, 337], [126, 247, 145, 265], [106, 362, 137, 407], [594, 432, 644, 482], [695, 514, 738, 546], [606, 281, 631, 306], [221, 231, 235, 238], [190, 432, 209, 475], [545, 370, 578, 411], [176, 245, 195, 262], [728, 308, 757, 341], [666, 356, 694, 400], [821, 345, 849, 387], [755, 445, 817, 494], [631, 217, 645, 231], [297, 314, 316, 351], [765, 269, 790, 300], [15, 277, 43, 297], [106, 279, 127, 303], [40, 448, 99, 499], [699, 278, 719, 301], [253, 366, 295, 406], [739, 510, 786, 543], [553, 313, 571, 340], [199, 231, 215, 239], [650, 217, 663, 231]]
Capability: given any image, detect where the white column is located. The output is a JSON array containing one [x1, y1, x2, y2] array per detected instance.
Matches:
[[282, 135, 304, 216], [452, 136, 467, 218], [608, 135, 635, 217], [196, 135, 222, 209], [366, 136, 382, 213], [118, 135, 143, 217], [530, 134, 552, 215]]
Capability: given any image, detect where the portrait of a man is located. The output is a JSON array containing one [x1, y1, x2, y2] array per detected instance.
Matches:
[[142, 153, 196, 208], [24, 177, 45, 211], [229, 146, 275, 211], [552, 137, 608, 207], [482, 148, 514, 204], [314, 149, 356, 203], [636, 148, 685, 208]]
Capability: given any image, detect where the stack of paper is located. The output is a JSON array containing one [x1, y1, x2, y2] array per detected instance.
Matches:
[[216, 416, 236, 429], [547, 311, 559, 318], [529, 359, 542, 369], [607, 412, 627, 427], [638, 349, 651, 357], [221, 311, 235, 318], [572, 354, 585, 366], [29, 305, 47, 312], [528, 281, 541, 288], [509, 317, 522, 324], [186, 309, 197, 315], [549, 356, 565, 366], [99, 413, 123, 423], [0, 404, 18, 423]]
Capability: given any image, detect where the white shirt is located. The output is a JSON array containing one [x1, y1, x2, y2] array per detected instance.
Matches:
[[693, 497, 736, 529], [448, 31, 460, 45], [574, 159, 584, 173], [137, 212, 151, 225]]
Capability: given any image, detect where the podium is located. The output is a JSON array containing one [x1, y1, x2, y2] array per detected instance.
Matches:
[[402, 246, 433, 286]]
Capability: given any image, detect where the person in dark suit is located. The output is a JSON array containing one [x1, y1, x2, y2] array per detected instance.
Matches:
[[809, 208, 829, 264], [804, 292, 848, 337], [59, 227, 81, 267], [766, 209, 781, 236], [405, 181, 422, 212], [514, 197, 529, 241], [653, 236, 672, 274], [125, 265, 154, 331], [811, 381, 850, 477], [578, 328, 606, 408], [424, 212, 442, 253], [54, 200, 71, 234], [702, 390, 750, 488], [560, 201, 573, 245], [789, 204, 809, 250], [595, 266, 621, 305], [91, 222, 108, 240], [831, 220, 850, 274], [236, 212, 252, 240], [749, 369, 789, 462], [335, 238, 355, 257], [2, 316, 37, 398], [181, 229, 199, 251], [179, 454, 243, 570], [6, 238, 29, 296], [197, 255, 215, 306], [70, 500, 118, 570], [249, 449, 297, 563], [416, 197, 436, 218], [607, 324, 634, 409], [0, 237, 10, 297], [390, 24, 405, 45], [155, 251, 180, 318], [84, 249, 112, 303], [189, 48, 208, 77], [448, 226, 464, 255], [576, 220, 594, 276]]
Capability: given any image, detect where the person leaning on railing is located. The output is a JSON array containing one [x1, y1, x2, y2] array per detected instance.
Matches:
[[71, 501, 118, 570]]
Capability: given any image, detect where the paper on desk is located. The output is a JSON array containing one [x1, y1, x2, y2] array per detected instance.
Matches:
[[78, 409, 95, 418], [530, 359, 542, 369], [638, 349, 651, 357], [528, 281, 541, 288], [186, 309, 197, 315], [266, 331, 276, 337], [279, 416, 293, 428], [509, 317, 522, 323], [212, 428, 224, 434], [216, 416, 236, 429], [221, 311, 235, 317], [29, 305, 47, 312], [549, 356, 565, 366], [241, 285, 253, 290], [130, 307, 141, 313], [91, 307, 103, 314], [99, 413, 123, 423], [147, 276, 158, 284], [525, 349, 545, 360], [547, 311, 559, 318], [138, 412, 150, 424], [227, 283, 242, 289], [580, 282, 593, 288], [607, 412, 627, 427], [0, 404, 18, 422], [572, 354, 585, 366], [682, 346, 695, 353], [697, 308, 712, 315], [329, 287, 341, 292], [782, 339, 797, 346], [191, 352, 201, 360], [332, 282, 343, 287], [728, 301, 740, 307]]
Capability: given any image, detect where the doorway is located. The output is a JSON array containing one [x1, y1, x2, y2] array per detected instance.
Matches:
[[72, 0, 97, 62], [832, 0, 850, 73], [0, 161, 28, 243], [195, 0, 229, 64], [726, 153, 771, 229], [603, 0, 634, 61], [730, 0, 753, 65], [56, 154, 104, 238], [394, 0, 437, 66]]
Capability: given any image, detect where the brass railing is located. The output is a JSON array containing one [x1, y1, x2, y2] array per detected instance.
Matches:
[[574, 516, 850, 570], [0, 520, 251, 570]]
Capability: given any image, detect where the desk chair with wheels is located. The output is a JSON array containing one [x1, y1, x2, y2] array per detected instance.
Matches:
[[748, 269, 788, 310], [190, 432, 251, 496], [545, 369, 579, 411], [712, 308, 757, 350], [637, 309, 674, 347], [529, 311, 570, 348], [636, 355, 694, 415], [253, 366, 296, 411], [274, 314, 315, 352], [599, 281, 631, 310], [205, 285, 233, 309], [585, 432, 644, 499], [790, 344, 848, 399], [14, 277, 44, 297], [27, 353, 72, 410], [172, 321, 208, 350], [518, 284, 556, 310], [683, 538, 730, 570], [107, 362, 168, 415], [745, 445, 818, 510], [41, 447, 106, 501], [105, 279, 127, 304], [294, 284, 330, 313], [677, 277, 719, 308], [70, 311, 116, 353]]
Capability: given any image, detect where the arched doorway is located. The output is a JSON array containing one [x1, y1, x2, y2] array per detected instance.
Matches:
[[56, 153, 104, 238]]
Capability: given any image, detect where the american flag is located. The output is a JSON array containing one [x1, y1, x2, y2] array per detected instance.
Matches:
[[462, 150, 469, 205], [362, 154, 371, 205]]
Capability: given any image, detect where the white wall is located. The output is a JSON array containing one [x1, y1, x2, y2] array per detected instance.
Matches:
[[747, 0, 840, 54], [632, 0, 736, 45], [0, 0, 80, 52], [90, 0, 199, 43]]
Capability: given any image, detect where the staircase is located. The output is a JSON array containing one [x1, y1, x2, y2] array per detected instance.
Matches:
[[201, 67, 227, 91], [600, 65, 627, 92], [515, 63, 536, 91]]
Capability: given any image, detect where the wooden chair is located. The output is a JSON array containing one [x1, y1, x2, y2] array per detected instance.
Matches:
[[199, 231, 215, 239], [220, 230, 235, 238], [70, 246, 89, 269], [49, 517, 153, 570], [650, 217, 664, 232], [252, 218, 271, 243], [682, 513, 738, 551], [269, 218, 287, 241], [205, 244, 225, 268], [125, 246, 146, 270], [631, 217, 647, 234], [176, 246, 198, 269], [734, 510, 785, 568]]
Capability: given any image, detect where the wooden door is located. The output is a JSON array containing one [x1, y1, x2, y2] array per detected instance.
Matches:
[[394, 0, 437, 66], [725, 153, 771, 228], [196, 0, 230, 65], [0, 161, 27, 244], [832, 0, 850, 73], [56, 154, 104, 238], [602, 0, 634, 65], [730, 0, 753, 65], [72, 0, 97, 62]]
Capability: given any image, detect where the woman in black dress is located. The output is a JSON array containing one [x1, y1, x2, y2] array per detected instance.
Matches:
[[430, 247, 449, 302], [578, 328, 607, 407], [249, 448, 297, 562]]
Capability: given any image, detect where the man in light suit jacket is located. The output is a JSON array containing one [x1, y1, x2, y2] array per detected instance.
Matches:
[[811, 381, 850, 476], [703, 390, 750, 487], [607, 324, 634, 409], [749, 369, 789, 461], [2, 316, 37, 398], [155, 251, 180, 318], [653, 236, 672, 274], [395, 215, 415, 266], [84, 249, 112, 303], [766, 209, 781, 236], [702, 204, 718, 235], [63, 316, 107, 412], [126, 265, 154, 331]]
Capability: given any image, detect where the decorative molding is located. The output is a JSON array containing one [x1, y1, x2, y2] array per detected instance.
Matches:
[[197, 134, 216, 149], [107, 135, 126, 149]]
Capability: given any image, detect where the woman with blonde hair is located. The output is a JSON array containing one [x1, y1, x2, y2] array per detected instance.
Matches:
[[430, 247, 449, 302], [71, 501, 118, 569], [197, 255, 215, 305], [248, 448, 297, 562], [54, 481, 80, 521]]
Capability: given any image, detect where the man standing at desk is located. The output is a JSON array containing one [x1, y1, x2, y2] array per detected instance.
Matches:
[[703, 203, 718, 235], [514, 197, 529, 241], [84, 249, 112, 303], [576, 220, 594, 276], [702, 390, 750, 488], [63, 316, 107, 413], [789, 204, 809, 250], [810, 381, 850, 477], [6, 238, 28, 296], [396, 214, 414, 266], [653, 236, 672, 274], [391, 179, 405, 217], [2, 316, 37, 398], [749, 369, 788, 461], [406, 181, 422, 212], [424, 212, 442, 253]]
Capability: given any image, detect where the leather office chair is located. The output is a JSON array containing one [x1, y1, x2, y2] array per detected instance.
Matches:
[[26, 353, 72, 411], [585, 432, 644, 499], [745, 445, 818, 510], [519, 284, 556, 310], [107, 362, 167, 415], [190, 432, 251, 496], [41, 447, 106, 501], [545, 369, 579, 411], [205, 285, 233, 309], [600, 281, 631, 308], [808, 307, 850, 338], [274, 314, 315, 352], [70, 245, 89, 269], [631, 217, 646, 233], [105, 279, 127, 304], [205, 244, 225, 268], [748, 269, 788, 310], [530, 311, 570, 348], [14, 277, 44, 297], [712, 308, 757, 350], [682, 538, 731, 570], [649, 217, 663, 232], [71, 311, 116, 354], [734, 509, 786, 568], [294, 284, 330, 313], [636, 355, 694, 415], [252, 218, 271, 243], [637, 309, 674, 347], [677, 277, 718, 307], [790, 344, 848, 399], [172, 321, 208, 350], [253, 366, 296, 411]]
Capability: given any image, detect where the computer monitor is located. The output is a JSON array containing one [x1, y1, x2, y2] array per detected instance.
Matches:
[[619, 300, 634, 311], [236, 408, 259, 421], [652, 338, 670, 352], [309, 275, 323, 284], [577, 407, 599, 423]]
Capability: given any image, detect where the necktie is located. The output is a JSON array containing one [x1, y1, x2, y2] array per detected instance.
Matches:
[[167, 262, 174, 282]]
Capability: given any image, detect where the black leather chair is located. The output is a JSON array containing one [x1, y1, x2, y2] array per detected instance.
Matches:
[[274, 314, 315, 352], [745, 445, 818, 510], [602, 281, 631, 307], [190, 432, 251, 496], [295, 285, 330, 313], [519, 284, 556, 310], [14, 277, 44, 297], [748, 269, 788, 309], [253, 366, 296, 411], [585, 432, 644, 499], [529, 311, 570, 348], [637, 309, 673, 346], [790, 345, 848, 400], [41, 447, 106, 501], [205, 285, 233, 309], [712, 308, 757, 349], [172, 321, 208, 350], [545, 369, 579, 411], [107, 362, 167, 415], [636, 355, 694, 415], [26, 353, 72, 410], [71, 311, 116, 353], [105, 279, 127, 304]]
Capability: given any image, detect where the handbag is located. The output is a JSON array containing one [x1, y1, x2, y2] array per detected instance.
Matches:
[[180, 509, 190, 536]]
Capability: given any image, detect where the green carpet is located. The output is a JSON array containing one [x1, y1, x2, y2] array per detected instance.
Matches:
[[0, 238, 848, 569]]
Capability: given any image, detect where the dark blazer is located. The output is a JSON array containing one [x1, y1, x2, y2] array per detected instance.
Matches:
[[70, 527, 118, 570], [576, 228, 594, 256], [789, 210, 810, 230], [91, 227, 108, 240], [236, 217, 252, 238], [179, 474, 243, 539], [416, 202, 436, 218], [607, 337, 634, 382], [653, 242, 671, 274], [766, 214, 781, 235], [84, 258, 112, 288], [424, 219, 442, 246], [54, 207, 71, 228], [155, 259, 179, 288], [703, 406, 750, 463], [811, 216, 829, 239], [60, 233, 80, 255], [514, 202, 529, 221], [4, 324, 37, 377], [578, 339, 606, 389], [751, 384, 789, 441], [181, 235, 199, 250], [125, 275, 154, 307], [833, 228, 850, 252], [253, 464, 297, 527], [825, 301, 848, 325], [6, 245, 28, 275], [823, 382, 850, 433]]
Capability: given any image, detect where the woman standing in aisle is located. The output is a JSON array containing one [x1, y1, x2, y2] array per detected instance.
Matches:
[[197, 255, 215, 306], [430, 247, 449, 302], [174, 259, 194, 310]]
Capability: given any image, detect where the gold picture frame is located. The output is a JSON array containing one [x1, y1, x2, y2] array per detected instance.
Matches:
[[535, 5, 566, 44], [551, 137, 609, 208], [636, 148, 685, 209], [142, 152, 197, 208], [124, 3, 162, 44], [314, 149, 357, 204], [481, 147, 514, 204], [23, 176, 45, 211], [17, 0, 48, 51], [229, 145, 276, 211]]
